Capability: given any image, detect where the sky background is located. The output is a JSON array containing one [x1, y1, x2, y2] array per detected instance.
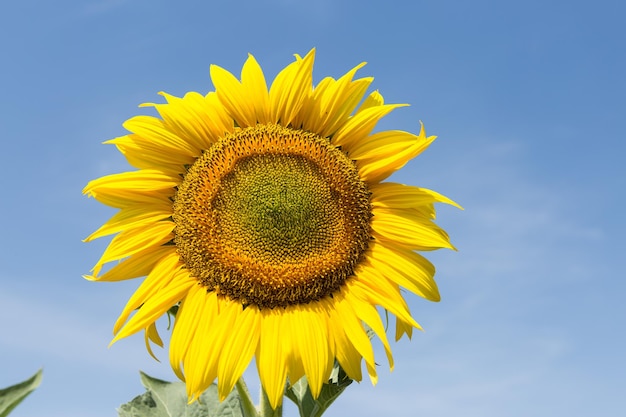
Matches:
[[1, 0, 625, 416]]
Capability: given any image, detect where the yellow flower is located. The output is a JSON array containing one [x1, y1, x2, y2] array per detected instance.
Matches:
[[84, 50, 459, 408]]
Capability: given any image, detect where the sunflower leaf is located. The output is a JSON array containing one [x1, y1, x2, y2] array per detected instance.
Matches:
[[285, 363, 352, 417], [118, 372, 247, 417], [0, 369, 42, 417]]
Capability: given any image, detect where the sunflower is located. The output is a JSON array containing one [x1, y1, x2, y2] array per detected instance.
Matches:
[[84, 49, 459, 408]]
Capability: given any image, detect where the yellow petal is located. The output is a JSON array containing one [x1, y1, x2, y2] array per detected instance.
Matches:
[[367, 241, 440, 301], [326, 302, 363, 381], [357, 123, 437, 184], [179, 286, 217, 398], [90, 221, 173, 276], [241, 54, 271, 124], [371, 207, 455, 251], [299, 62, 372, 137], [217, 304, 261, 400], [107, 133, 194, 173], [256, 309, 289, 409], [211, 64, 258, 127], [344, 283, 394, 370], [123, 115, 200, 157], [170, 285, 205, 381], [84, 200, 172, 242], [288, 305, 333, 399], [318, 74, 372, 137], [113, 251, 183, 334], [347, 130, 426, 160], [146, 91, 229, 150], [370, 182, 463, 210], [334, 346, 363, 382], [333, 103, 407, 151], [333, 293, 378, 384], [353, 264, 421, 329], [144, 322, 164, 361], [269, 49, 315, 125], [83, 170, 178, 201], [395, 316, 415, 341], [112, 270, 194, 344], [356, 90, 384, 112], [85, 245, 173, 282]]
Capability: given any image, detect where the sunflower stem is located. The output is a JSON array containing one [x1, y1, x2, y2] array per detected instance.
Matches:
[[235, 378, 260, 417], [259, 386, 283, 417]]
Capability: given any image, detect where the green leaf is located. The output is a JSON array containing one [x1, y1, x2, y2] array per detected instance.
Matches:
[[285, 363, 352, 417], [118, 372, 252, 417], [0, 369, 43, 417]]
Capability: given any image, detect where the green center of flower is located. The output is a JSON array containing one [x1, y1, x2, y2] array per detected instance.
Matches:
[[215, 154, 344, 263], [173, 124, 371, 308]]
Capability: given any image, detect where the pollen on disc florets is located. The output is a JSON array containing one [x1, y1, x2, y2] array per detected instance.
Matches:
[[173, 124, 372, 309]]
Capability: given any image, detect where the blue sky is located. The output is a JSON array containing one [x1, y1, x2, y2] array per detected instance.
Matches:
[[1, 0, 624, 416]]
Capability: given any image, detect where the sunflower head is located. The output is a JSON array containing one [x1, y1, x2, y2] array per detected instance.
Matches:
[[84, 49, 460, 408]]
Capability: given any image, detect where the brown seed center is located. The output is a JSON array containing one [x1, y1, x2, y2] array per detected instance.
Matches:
[[173, 124, 371, 308]]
